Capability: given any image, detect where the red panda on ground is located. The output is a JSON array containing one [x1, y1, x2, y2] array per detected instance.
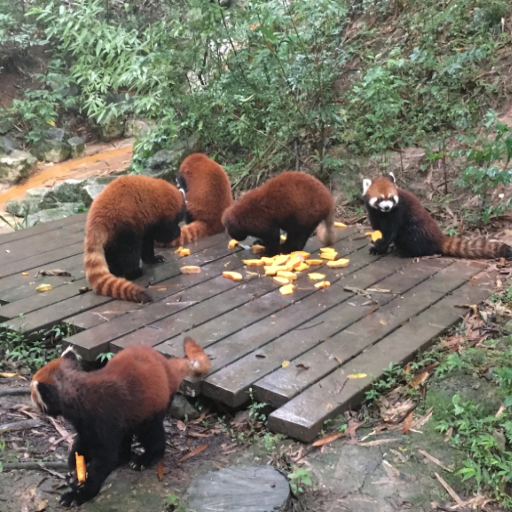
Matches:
[[222, 171, 335, 257], [155, 153, 233, 247], [30, 339, 211, 507], [362, 172, 512, 259], [84, 175, 185, 303]]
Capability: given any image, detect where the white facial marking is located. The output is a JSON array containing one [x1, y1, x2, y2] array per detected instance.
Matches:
[[389, 172, 396, 182], [369, 197, 378, 207], [30, 381, 46, 412], [379, 200, 394, 212], [62, 345, 80, 359], [394, 195, 399, 204], [362, 179, 372, 195]]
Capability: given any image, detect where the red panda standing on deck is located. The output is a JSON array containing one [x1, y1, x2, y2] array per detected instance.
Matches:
[[155, 153, 233, 247], [222, 171, 335, 257], [84, 175, 185, 303], [30, 339, 211, 507], [362, 172, 512, 259]]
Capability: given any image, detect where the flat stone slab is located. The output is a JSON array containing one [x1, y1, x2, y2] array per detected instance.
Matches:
[[184, 465, 290, 512]]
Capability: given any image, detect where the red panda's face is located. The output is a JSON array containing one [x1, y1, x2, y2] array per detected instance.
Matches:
[[363, 173, 399, 213]]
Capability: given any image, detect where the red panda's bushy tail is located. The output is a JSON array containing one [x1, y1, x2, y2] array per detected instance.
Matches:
[[316, 207, 336, 247], [166, 337, 211, 383], [84, 231, 152, 303], [155, 221, 213, 248], [441, 236, 512, 259]]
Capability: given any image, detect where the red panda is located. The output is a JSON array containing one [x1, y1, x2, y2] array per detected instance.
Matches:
[[155, 153, 233, 247], [222, 171, 335, 257], [30, 339, 211, 507], [84, 175, 185, 303], [363, 173, 512, 259]]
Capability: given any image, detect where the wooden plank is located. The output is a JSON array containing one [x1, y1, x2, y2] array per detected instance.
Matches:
[[123, 229, 361, 355], [267, 268, 495, 442], [170, 247, 395, 398], [1, 234, 232, 341], [0, 213, 86, 245], [202, 258, 451, 407]]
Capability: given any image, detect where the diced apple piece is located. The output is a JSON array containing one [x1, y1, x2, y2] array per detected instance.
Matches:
[[327, 258, 350, 268], [308, 272, 326, 280], [279, 284, 295, 295], [228, 239, 239, 249], [223, 271, 243, 281]]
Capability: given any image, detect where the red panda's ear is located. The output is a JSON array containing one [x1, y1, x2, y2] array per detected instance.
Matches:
[[62, 345, 80, 362], [388, 172, 396, 183], [362, 179, 372, 196]]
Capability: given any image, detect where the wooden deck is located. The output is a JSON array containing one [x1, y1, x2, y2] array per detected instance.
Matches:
[[0, 214, 496, 442]]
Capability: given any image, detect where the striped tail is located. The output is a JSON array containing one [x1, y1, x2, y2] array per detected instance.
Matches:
[[316, 207, 336, 247], [166, 337, 211, 382], [441, 236, 512, 259], [155, 221, 213, 248], [84, 232, 152, 303]]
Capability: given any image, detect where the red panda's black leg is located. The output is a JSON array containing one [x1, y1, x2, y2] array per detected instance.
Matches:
[[105, 231, 143, 277], [130, 411, 166, 470], [281, 228, 313, 254], [118, 433, 133, 466], [261, 225, 281, 257], [141, 232, 165, 264]]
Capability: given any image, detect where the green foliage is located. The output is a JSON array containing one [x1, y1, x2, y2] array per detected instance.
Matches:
[[0, 206, 36, 231], [165, 493, 190, 512], [364, 362, 405, 402], [247, 387, 267, 423], [96, 351, 114, 363], [288, 465, 312, 495]]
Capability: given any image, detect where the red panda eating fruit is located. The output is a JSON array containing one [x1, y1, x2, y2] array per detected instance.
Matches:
[[30, 340, 211, 507], [222, 171, 335, 257], [363, 172, 512, 259], [84, 175, 185, 303], [155, 153, 233, 248]]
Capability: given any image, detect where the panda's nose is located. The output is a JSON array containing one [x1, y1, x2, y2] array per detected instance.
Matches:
[[381, 205, 390, 212]]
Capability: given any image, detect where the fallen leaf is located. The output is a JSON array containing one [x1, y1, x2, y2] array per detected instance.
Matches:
[[176, 420, 186, 431], [0, 372, 20, 378], [255, 354, 267, 359], [35, 500, 48, 512], [402, 411, 413, 435], [177, 443, 208, 464], [410, 370, 430, 388], [296, 363, 310, 370], [312, 431, 342, 447], [434, 472, 464, 506], [157, 460, 164, 480], [344, 419, 365, 439], [347, 373, 367, 379], [35, 269, 72, 277], [418, 449, 452, 472], [282, 360, 290, 368], [79, 286, 91, 294]]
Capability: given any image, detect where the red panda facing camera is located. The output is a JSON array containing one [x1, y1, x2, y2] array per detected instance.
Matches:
[[222, 171, 335, 257], [30, 340, 211, 507], [363, 172, 512, 259]]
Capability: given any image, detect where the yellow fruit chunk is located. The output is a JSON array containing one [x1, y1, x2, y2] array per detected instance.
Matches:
[[308, 272, 326, 280], [180, 266, 201, 274], [36, 284, 52, 292], [320, 251, 338, 260], [223, 271, 243, 281], [243, 259, 265, 266], [315, 281, 331, 289], [282, 360, 290, 367], [276, 271, 297, 281], [279, 284, 295, 295], [320, 247, 336, 253], [75, 453, 87, 483], [291, 251, 310, 259], [306, 259, 323, 266], [365, 230, 383, 242], [251, 244, 266, 254], [228, 240, 239, 249], [273, 276, 290, 286], [273, 254, 290, 266], [179, 248, 190, 257], [22, 272, 29, 276], [264, 266, 280, 276], [287, 257, 303, 269], [174, 246, 184, 253], [295, 262, 310, 272], [260, 257, 274, 265], [326, 258, 350, 268], [280, 234, 287, 241], [334, 222, 347, 228]]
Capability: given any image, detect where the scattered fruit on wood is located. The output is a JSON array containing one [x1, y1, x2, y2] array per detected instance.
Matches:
[[282, 360, 290, 367], [273, 254, 290, 266], [347, 373, 367, 379], [306, 259, 323, 266], [174, 246, 184, 253], [228, 239, 239, 249], [279, 284, 295, 295], [251, 244, 266, 254], [22, 272, 28, 276], [334, 222, 347, 228], [320, 247, 336, 253], [295, 262, 310, 272], [180, 266, 201, 274], [273, 276, 290, 286], [365, 230, 383, 242], [260, 257, 274, 265], [308, 272, 326, 280], [326, 258, 350, 268], [264, 266, 280, 276], [222, 271, 242, 281], [276, 271, 297, 280], [75, 453, 86, 483], [179, 248, 190, 257], [320, 251, 338, 260], [314, 281, 331, 289], [243, 259, 265, 266], [286, 257, 303, 269], [291, 251, 310, 259], [36, 284, 53, 292]]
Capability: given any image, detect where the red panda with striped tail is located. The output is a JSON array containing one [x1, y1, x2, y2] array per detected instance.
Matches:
[[362, 172, 512, 259], [30, 339, 210, 507]]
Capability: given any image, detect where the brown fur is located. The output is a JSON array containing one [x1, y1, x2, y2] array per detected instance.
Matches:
[[84, 175, 185, 303], [363, 175, 512, 259], [156, 154, 233, 247], [222, 171, 335, 256], [30, 339, 210, 506]]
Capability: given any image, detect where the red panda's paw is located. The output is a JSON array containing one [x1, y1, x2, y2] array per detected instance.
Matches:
[[66, 471, 84, 490], [60, 490, 79, 508]]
